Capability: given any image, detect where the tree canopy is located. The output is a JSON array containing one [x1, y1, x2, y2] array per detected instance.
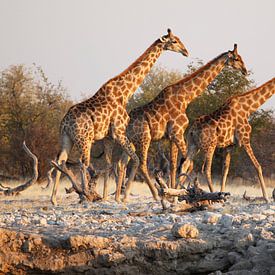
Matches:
[[0, 65, 72, 179]]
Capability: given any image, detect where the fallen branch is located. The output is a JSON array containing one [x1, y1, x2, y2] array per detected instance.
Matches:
[[0, 142, 38, 196], [50, 160, 101, 202], [242, 191, 267, 203], [41, 166, 55, 190], [154, 170, 230, 212]]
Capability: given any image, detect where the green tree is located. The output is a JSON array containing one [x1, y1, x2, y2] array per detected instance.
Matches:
[[0, 64, 72, 179], [127, 66, 183, 111]]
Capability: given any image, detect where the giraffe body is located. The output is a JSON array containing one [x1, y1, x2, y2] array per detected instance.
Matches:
[[114, 44, 247, 202], [181, 77, 275, 201], [50, 29, 188, 205]]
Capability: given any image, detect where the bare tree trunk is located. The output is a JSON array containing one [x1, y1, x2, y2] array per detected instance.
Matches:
[[242, 191, 269, 203], [50, 161, 102, 202], [0, 142, 38, 196]]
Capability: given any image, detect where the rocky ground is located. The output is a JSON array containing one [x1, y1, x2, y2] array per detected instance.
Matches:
[[0, 180, 274, 274]]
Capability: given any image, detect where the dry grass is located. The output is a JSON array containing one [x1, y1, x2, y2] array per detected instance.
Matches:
[[0, 175, 274, 202]]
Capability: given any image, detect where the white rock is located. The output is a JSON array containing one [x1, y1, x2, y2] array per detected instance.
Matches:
[[262, 209, 275, 216], [39, 218, 48, 226], [253, 214, 267, 222], [203, 212, 221, 224], [171, 223, 199, 239], [219, 214, 233, 228]]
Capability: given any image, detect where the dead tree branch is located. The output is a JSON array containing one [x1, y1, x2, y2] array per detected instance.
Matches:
[[0, 141, 38, 196], [242, 191, 268, 203], [154, 170, 230, 212], [50, 160, 101, 202]]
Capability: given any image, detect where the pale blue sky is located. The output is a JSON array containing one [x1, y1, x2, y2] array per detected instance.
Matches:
[[0, 0, 274, 109]]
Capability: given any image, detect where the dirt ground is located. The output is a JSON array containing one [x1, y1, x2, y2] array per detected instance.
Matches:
[[0, 178, 274, 274]]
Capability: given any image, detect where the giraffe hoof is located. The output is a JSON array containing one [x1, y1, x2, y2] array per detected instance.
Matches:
[[153, 195, 160, 202], [122, 198, 129, 204], [115, 198, 121, 203], [51, 198, 58, 206], [102, 196, 109, 202]]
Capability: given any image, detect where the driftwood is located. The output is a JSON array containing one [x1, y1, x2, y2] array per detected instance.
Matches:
[[242, 191, 269, 203], [50, 160, 101, 202], [154, 170, 230, 212], [0, 142, 38, 196]]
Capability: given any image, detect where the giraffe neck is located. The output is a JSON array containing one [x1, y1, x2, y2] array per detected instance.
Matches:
[[237, 77, 275, 114], [100, 40, 164, 105], [171, 52, 229, 104]]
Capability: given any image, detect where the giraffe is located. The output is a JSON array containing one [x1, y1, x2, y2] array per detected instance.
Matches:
[[50, 29, 189, 205], [180, 77, 275, 202], [114, 44, 247, 202]]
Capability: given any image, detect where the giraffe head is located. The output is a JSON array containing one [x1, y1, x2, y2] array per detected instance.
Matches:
[[160, 29, 189, 57], [226, 44, 247, 75]]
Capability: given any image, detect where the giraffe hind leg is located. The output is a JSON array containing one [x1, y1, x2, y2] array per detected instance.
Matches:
[[243, 143, 269, 202], [51, 133, 73, 205], [102, 138, 114, 201], [115, 138, 141, 203], [220, 148, 232, 192], [204, 147, 216, 193]]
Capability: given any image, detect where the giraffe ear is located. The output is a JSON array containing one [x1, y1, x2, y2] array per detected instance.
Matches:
[[233, 43, 238, 54], [160, 36, 167, 43]]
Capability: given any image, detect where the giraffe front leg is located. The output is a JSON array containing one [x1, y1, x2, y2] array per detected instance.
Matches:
[[51, 133, 72, 206], [111, 125, 140, 202], [220, 147, 232, 192], [137, 136, 159, 202], [243, 143, 269, 202], [204, 146, 216, 192], [102, 137, 114, 201], [171, 134, 188, 187], [115, 155, 127, 202], [170, 142, 178, 189], [117, 138, 140, 203], [74, 127, 98, 200]]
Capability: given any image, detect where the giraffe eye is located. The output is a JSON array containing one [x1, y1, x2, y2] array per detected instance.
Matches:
[[172, 40, 177, 44]]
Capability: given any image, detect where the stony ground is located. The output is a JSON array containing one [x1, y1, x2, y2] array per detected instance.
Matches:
[[0, 179, 274, 274]]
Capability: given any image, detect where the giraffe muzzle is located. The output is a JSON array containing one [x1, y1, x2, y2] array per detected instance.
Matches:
[[241, 67, 248, 76], [180, 48, 189, 57]]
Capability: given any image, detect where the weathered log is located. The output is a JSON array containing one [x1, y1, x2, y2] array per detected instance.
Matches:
[[50, 160, 101, 202], [0, 142, 38, 196], [154, 170, 230, 212], [242, 191, 267, 203]]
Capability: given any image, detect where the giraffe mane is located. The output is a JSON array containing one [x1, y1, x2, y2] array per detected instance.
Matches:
[[165, 52, 228, 89], [231, 77, 275, 99], [107, 39, 161, 82]]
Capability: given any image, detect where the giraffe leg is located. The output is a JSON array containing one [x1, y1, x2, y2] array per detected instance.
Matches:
[[204, 146, 216, 192], [171, 135, 187, 187], [51, 134, 72, 206], [116, 137, 140, 203], [102, 138, 114, 201], [120, 150, 131, 191], [220, 148, 232, 192], [115, 152, 128, 202], [170, 142, 178, 189], [178, 144, 197, 187], [136, 135, 159, 202], [243, 143, 269, 202]]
